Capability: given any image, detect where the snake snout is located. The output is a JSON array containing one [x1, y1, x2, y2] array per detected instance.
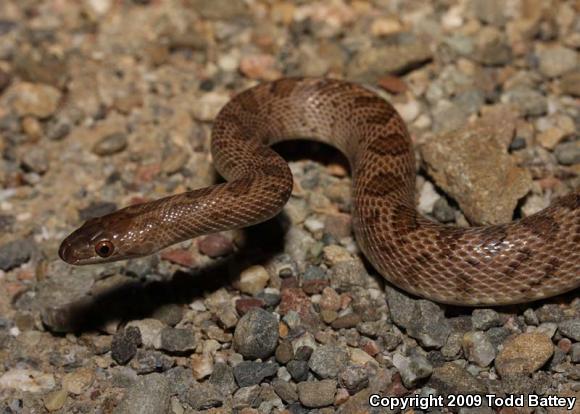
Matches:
[[58, 239, 74, 264]]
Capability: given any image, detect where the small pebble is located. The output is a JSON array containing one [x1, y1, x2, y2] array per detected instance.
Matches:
[[235, 297, 265, 315], [537, 46, 578, 78], [536, 304, 564, 323], [338, 365, 369, 394], [462, 331, 496, 367], [113, 373, 171, 413], [237, 265, 270, 295], [209, 362, 238, 395], [523, 308, 539, 326], [275, 341, 294, 364], [331, 313, 361, 329], [234, 308, 279, 359], [287, 360, 309, 381], [184, 382, 223, 411], [432, 198, 455, 223], [151, 304, 183, 326], [560, 71, 580, 96], [159, 327, 196, 354], [294, 346, 313, 361], [308, 344, 349, 379], [558, 319, 580, 341], [0, 68, 10, 92], [392, 353, 433, 388], [191, 354, 214, 380], [509, 136, 527, 151], [198, 234, 234, 257], [570, 343, 580, 363], [111, 326, 142, 365], [386, 287, 451, 349], [43, 389, 68, 411], [297, 379, 337, 408], [272, 378, 298, 403], [6, 82, 62, 118], [92, 132, 128, 156], [161, 148, 189, 174], [126, 319, 164, 349], [554, 141, 580, 166], [130, 349, 174, 374], [472, 309, 501, 330], [233, 361, 278, 387], [62, 367, 95, 395]]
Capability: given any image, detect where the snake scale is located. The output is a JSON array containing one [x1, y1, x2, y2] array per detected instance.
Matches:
[[59, 77, 579, 306]]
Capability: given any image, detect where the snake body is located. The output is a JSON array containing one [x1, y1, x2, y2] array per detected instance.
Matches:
[[59, 78, 579, 306]]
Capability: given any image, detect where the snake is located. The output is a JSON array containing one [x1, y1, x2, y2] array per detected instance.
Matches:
[[59, 77, 579, 306]]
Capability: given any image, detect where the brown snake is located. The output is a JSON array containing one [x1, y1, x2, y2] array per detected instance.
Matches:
[[59, 77, 579, 306]]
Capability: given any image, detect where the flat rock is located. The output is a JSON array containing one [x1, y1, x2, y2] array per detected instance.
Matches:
[[347, 42, 432, 82], [420, 109, 532, 225], [495, 332, 554, 377]]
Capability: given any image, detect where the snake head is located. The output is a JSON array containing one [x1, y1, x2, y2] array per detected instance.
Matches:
[[59, 209, 156, 265], [59, 215, 123, 265]]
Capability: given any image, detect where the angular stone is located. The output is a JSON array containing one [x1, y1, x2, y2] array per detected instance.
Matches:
[[420, 109, 531, 225]]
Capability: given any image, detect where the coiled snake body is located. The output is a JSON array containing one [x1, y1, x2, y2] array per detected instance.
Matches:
[[60, 78, 579, 306]]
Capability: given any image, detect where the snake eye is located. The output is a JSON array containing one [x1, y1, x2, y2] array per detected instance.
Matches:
[[95, 240, 114, 258]]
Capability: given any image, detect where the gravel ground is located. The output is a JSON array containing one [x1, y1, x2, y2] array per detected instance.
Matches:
[[0, 0, 579, 413]]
